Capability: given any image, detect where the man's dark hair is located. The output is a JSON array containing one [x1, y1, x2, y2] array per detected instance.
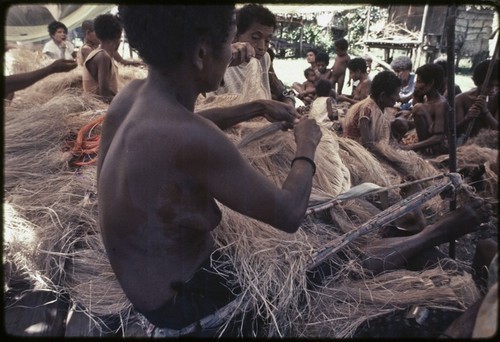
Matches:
[[236, 4, 276, 35], [334, 38, 348, 51], [48, 21, 68, 37], [434, 58, 448, 78], [370, 70, 401, 99], [94, 14, 122, 41], [119, 5, 235, 68], [416, 63, 444, 92], [472, 59, 498, 87], [347, 57, 367, 73], [315, 79, 332, 97], [315, 51, 329, 66]]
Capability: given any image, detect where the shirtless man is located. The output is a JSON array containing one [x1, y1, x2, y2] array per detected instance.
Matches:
[[331, 38, 350, 96], [455, 59, 498, 141], [337, 57, 371, 105], [82, 14, 122, 102], [98, 5, 321, 337], [393, 63, 449, 155]]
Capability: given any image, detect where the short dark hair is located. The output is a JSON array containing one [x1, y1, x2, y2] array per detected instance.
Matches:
[[315, 51, 329, 65], [81, 19, 94, 33], [371, 70, 401, 99], [315, 79, 332, 97], [472, 59, 498, 87], [119, 5, 235, 68], [347, 57, 367, 73], [416, 63, 444, 91], [94, 14, 122, 41], [433, 58, 448, 78], [236, 4, 276, 35], [48, 21, 67, 37], [304, 67, 315, 77], [334, 38, 348, 50], [307, 48, 318, 56]]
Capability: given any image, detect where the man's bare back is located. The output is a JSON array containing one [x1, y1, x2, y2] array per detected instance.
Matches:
[[98, 80, 220, 312]]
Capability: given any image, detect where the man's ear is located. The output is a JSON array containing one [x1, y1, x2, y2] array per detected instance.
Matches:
[[193, 39, 207, 71]]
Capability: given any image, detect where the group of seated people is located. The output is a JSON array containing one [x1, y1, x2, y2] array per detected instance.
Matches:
[[291, 49, 498, 157]]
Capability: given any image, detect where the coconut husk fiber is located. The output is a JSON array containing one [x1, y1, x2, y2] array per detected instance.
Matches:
[[3, 50, 482, 337]]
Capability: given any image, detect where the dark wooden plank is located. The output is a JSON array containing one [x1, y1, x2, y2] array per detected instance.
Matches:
[[4, 290, 69, 337]]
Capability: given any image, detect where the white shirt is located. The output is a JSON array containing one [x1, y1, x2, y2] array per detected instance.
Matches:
[[43, 39, 74, 59]]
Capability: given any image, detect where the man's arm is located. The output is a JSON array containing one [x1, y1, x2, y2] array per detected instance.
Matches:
[[198, 99, 299, 131], [4, 59, 77, 97]]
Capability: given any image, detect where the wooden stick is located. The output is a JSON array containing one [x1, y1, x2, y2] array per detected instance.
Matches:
[[461, 37, 499, 145], [307, 177, 459, 270]]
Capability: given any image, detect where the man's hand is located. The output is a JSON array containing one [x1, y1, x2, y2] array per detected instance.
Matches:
[[229, 42, 255, 66], [50, 59, 77, 73], [260, 99, 300, 130]]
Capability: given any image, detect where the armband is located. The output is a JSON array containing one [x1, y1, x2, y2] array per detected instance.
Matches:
[[291, 156, 316, 175]]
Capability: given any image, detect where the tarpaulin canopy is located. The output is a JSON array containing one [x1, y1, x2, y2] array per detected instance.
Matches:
[[5, 4, 116, 43]]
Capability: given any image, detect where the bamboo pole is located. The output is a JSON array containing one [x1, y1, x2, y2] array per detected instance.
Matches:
[[307, 174, 462, 270], [446, 5, 457, 259], [461, 37, 500, 145]]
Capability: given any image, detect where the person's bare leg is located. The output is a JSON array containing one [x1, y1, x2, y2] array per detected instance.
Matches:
[[362, 198, 492, 274]]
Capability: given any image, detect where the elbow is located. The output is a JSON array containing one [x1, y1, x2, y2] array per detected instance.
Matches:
[[274, 210, 305, 234]]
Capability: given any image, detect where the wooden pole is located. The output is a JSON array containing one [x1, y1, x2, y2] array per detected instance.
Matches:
[[446, 5, 457, 259], [461, 38, 500, 144]]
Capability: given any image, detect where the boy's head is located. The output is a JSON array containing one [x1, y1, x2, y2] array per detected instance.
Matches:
[[119, 5, 235, 71], [334, 38, 348, 56], [235, 4, 276, 59], [414, 63, 444, 97], [347, 57, 367, 81], [81, 20, 99, 46], [371, 70, 401, 108], [315, 51, 329, 72], [472, 59, 499, 88], [304, 67, 316, 82], [94, 14, 122, 43], [48, 21, 68, 43], [315, 79, 332, 97]]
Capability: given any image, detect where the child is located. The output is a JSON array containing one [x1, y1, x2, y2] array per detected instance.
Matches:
[[293, 67, 317, 106], [337, 57, 371, 106], [82, 14, 122, 102], [331, 38, 350, 96]]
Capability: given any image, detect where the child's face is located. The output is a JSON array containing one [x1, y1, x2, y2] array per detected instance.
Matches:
[[316, 61, 328, 73], [335, 47, 347, 56], [306, 71, 316, 82]]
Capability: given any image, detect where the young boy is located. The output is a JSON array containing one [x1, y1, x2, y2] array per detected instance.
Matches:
[[393, 63, 449, 156], [337, 57, 371, 105], [98, 5, 321, 337], [78, 19, 143, 67], [330, 38, 350, 96], [82, 14, 122, 102], [314, 51, 337, 98]]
